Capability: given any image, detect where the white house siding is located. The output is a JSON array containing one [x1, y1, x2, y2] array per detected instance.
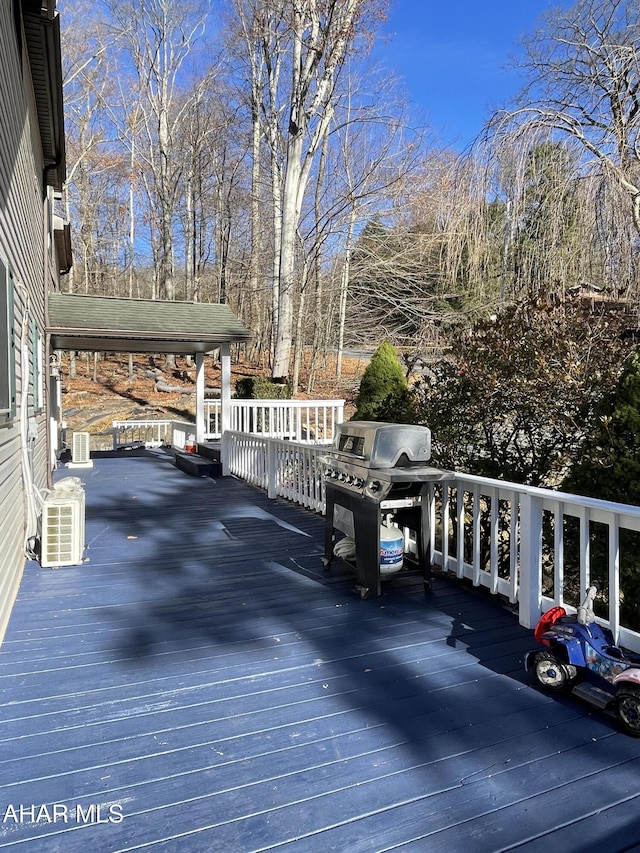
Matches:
[[0, 0, 53, 643]]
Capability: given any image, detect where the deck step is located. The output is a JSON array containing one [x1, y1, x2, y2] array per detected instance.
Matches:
[[174, 450, 221, 477], [195, 441, 222, 462]]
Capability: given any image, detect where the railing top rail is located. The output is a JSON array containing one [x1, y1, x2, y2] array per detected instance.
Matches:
[[113, 419, 172, 427], [220, 398, 345, 407], [224, 430, 327, 449], [450, 470, 640, 518]]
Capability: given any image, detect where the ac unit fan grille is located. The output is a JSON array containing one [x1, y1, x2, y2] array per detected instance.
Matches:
[[72, 432, 90, 463]]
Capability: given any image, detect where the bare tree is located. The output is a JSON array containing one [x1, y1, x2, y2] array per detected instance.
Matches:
[[494, 0, 640, 246], [172, 77, 248, 306], [231, 0, 271, 357], [329, 71, 426, 371], [458, 120, 638, 307], [106, 0, 210, 301], [225, 0, 394, 377], [60, 0, 116, 296], [343, 149, 494, 350], [225, 0, 287, 362], [258, 0, 389, 381]]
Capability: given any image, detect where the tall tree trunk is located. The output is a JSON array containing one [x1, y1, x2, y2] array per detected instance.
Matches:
[[291, 279, 307, 395], [185, 170, 194, 300], [307, 124, 330, 392], [273, 130, 304, 379], [337, 208, 356, 378], [249, 75, 262, 349], [270, 0, 365, 380]]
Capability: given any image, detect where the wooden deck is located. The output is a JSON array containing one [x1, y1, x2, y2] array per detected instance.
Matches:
[[2, 450, 640, 852]]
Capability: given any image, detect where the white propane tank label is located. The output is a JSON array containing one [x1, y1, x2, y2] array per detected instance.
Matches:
[[380, 523, 404, 574]]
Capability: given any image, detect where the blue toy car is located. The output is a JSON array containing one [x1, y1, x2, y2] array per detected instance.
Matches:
[[525, 585, 640, 736]]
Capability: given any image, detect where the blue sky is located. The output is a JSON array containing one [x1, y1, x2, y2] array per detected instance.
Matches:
[[373, 0, 572, 151]]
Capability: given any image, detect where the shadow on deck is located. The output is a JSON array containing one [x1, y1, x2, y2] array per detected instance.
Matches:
[[2, 450, 640, 852]]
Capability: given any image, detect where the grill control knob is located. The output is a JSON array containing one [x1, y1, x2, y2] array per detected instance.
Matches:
[[368, 479, 381, 493]]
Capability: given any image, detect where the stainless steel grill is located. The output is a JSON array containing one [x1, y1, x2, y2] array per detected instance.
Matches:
[[322, 421, 449, 598], [322, 421, 440, 503]]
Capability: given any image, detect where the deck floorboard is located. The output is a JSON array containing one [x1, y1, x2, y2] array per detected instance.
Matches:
[[1, 450, 640, 851]]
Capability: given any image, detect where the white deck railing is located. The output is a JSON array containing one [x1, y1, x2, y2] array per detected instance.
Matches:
[[112, 398, 344, 451], [112, 420, 173, 449], [434, 473, 640, 652], [205, 399, 344, 443], [222, 430, 325, 512], [223, 431, 640, 653]]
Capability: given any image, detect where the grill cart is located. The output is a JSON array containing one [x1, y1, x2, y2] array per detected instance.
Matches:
[[321, 421, 448, 599]]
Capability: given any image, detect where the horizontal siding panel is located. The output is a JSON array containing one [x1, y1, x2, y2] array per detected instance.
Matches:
[[0, 0, 49, 642], [0, 463, 25, 643]]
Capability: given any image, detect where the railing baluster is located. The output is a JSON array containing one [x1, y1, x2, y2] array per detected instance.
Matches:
[[489, 487, 499, 595], [508, 494, 518, 603], [456, 487, 465, 580], [580, 504, 590, 590], [610, 515, 620, 642], [471, 486, 481, 586], [554, 500, 564, 603]]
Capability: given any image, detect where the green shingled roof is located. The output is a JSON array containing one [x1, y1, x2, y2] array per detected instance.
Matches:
[[47, 293, 251, 354]]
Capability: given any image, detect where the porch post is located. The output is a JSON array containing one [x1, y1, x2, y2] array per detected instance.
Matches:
[[221, 342, 231, 475], [195, 352, 205, 444], [519, 492, 544, 629], [221, 343, 231, 433]]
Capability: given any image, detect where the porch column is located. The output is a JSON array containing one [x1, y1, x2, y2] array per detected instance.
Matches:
[[195, 352, 205, 443], [519, 492, 544, 629], [221, 343, 231, 475], [221, 343, 231, 433]]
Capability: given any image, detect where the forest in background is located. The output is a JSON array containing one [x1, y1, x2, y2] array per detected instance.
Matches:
[[57, 0, 640, 394]]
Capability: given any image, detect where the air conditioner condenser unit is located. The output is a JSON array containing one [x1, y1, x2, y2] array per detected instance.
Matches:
[[40, 489, 86, 568], [69, 431, 93, 468]]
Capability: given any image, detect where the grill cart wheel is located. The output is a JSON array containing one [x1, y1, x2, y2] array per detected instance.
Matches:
[[533, 650, 577, 693], [616, 688, 640, 737]]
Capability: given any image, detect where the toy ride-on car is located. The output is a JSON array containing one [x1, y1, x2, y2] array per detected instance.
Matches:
[[525, 585, 640, 736]]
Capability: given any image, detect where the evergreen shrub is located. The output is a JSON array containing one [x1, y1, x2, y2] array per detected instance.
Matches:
[[235, 376, 291, 400], [353, 341, 413, 422]]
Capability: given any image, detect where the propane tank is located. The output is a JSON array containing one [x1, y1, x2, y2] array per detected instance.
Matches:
[[379, 515, 404, 576]]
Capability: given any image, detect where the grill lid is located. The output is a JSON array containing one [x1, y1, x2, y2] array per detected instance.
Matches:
[[330, 421, 431, 469]]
